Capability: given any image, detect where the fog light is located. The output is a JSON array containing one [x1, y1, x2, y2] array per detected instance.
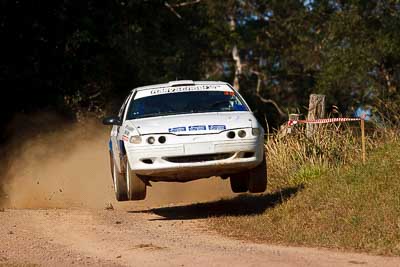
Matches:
[[158, 136, 166, 143], [238, 130, 246, 138], [130, 135, 142, 144], [147, 136, 155, 144], [227, 131, 235, 139]]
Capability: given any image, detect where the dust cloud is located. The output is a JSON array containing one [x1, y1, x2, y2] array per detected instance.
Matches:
[[0, 114, 233, 209]]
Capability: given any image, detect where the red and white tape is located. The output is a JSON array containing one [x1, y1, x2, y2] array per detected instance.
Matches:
[[288, 117, 363, 126]]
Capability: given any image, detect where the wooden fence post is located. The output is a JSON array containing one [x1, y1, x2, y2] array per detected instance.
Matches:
[[287, 113, 300, 134], [361, 118, 366, 164], [306, 94, 326, 137]]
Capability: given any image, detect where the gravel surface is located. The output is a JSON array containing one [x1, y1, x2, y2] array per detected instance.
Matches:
[[1, 206, 399, 267]]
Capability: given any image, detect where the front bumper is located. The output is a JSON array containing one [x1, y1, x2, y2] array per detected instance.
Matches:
[[125, 136, 264, 181]]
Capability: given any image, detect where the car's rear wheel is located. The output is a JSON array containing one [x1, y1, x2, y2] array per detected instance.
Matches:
[[248, 154, 267, 193], [111, 154, 128, 201], [229, 172, 249, 193], [126, 161, 147, 200]]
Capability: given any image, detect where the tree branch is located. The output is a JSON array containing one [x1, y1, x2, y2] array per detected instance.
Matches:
[[165, 1, 202, 19], [165, 2, 182, 19], [170, 0, 201, 7], [256, 93, 287, 118]]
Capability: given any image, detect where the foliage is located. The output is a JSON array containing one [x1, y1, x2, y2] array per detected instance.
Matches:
[[1, 0, 400, 139]]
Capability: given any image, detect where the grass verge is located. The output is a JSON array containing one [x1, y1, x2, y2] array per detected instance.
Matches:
[[206, 140, 400, 255]]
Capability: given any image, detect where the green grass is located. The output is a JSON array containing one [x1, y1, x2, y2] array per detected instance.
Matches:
[[207, 141, 400, 255]]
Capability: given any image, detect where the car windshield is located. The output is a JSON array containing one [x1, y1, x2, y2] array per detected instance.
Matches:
[[126, 90, 248, 120]]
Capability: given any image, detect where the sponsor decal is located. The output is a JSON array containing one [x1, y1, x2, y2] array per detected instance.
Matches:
[[122, 135, 129, 142], [168, 125, 227, 132], [124, 130, 130, 135], [135, 84, 233, 99], [168, 126, 186, 133], [150, 85, 221, 96], [208, 125, 226, 131], [189, 125, 207, 131]]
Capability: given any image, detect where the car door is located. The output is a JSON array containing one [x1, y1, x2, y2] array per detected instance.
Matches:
[[111, 94, 131, 173]]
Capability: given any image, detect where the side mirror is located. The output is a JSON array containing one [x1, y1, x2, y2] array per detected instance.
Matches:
[[102, 116, 122, 126]]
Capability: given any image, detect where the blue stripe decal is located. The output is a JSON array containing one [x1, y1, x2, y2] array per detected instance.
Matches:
[[169, 127, 186, 133], [189, 125, 207, 131], [208, 125, 226, 130], [108, 139, 112, 151]]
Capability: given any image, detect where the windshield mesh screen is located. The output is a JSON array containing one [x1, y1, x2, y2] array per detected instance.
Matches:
[[126, 91, 248, 119]]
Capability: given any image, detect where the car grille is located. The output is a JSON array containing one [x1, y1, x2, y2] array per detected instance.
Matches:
[[164, 153, 233, 163]]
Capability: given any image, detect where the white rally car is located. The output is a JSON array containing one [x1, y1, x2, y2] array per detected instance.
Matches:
[[103, 80, 267, 201]]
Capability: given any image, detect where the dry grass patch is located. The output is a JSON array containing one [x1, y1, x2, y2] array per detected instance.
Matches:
[[208, 125, 400, 255]]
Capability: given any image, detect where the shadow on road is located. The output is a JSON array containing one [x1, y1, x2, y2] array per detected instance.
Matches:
[[129, 185, 303, 221]]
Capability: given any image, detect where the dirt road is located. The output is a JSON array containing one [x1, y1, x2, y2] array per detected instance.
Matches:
[[1, 203, 400, 267], [1, 123, 399, 266]]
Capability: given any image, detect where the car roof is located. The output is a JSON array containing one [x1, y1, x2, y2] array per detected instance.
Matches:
[[131, 80, 231, 92]]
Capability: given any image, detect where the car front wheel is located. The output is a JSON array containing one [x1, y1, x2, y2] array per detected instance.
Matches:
[[126, 161, 147, 200], [111, 154, 128, 201], [229, 172, 249, 193], [248, 154, 267, 193]]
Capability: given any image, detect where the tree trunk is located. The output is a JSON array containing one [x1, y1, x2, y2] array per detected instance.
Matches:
[[230, 16, 242, 90], [306, 94, 325, 137], [232, 46, 242, 90]]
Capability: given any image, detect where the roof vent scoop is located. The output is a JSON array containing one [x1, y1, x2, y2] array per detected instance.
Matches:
[[168, 80, 195, 87]]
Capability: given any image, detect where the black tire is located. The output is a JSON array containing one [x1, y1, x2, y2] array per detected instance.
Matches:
[[229, 172, 249, 193], [111, 155, 129, 201], [126, 161, 147, 200], [248, 155, 267, 193]]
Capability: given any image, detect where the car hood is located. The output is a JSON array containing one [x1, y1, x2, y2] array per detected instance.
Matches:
[[126, 112, 256, 135]]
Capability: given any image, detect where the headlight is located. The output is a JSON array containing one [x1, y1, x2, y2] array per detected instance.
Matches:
[[130, 135, 142, 144], [227, 131, 235, 139], [252, 128, 260, 136]]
